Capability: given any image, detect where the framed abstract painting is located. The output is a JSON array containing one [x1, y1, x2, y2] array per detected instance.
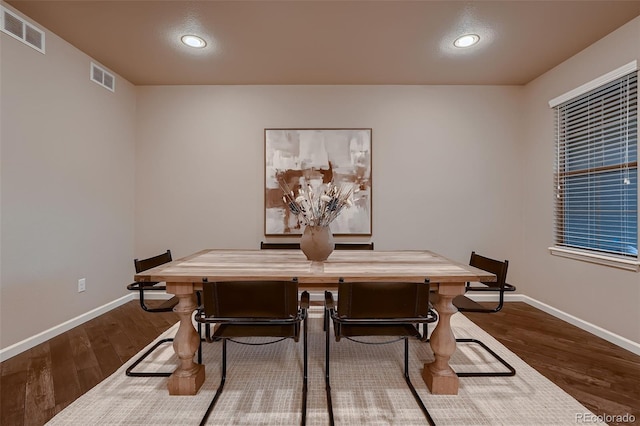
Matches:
[[264, 128, 372, 236]]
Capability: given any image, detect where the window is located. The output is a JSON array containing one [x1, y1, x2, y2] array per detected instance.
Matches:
[[550, 63, 638, 268]]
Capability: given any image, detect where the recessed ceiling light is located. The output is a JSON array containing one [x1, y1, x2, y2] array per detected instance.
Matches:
[[453, 34, 480, 48], [181, 35, 207, 48]]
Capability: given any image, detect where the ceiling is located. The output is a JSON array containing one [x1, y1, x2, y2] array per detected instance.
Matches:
[[5, 0, 640, 86]]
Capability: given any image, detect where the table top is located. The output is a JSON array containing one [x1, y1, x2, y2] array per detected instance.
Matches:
[[134, 249, 496, 284]]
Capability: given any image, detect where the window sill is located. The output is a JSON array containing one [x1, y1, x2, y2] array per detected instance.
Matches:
[[549, 247, 639, 272]]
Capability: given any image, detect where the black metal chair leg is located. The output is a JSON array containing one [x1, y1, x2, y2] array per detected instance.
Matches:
[[200, 339, 227, 426], [454, 338, 516, 377], [196, 292, 205, 364], [325, 310, 335, 426], [125, 338, 174, 377], [128, 320, 205, 376], [322, 304, 332, 332], [301, 311, 308, 426], [403, 338, 436, 426], [196, 323, 212, 364], [199, 322, 307, 426], [424, 336, 516, 377], [420, 323, 429, 341], [197, 322, 203, 364]]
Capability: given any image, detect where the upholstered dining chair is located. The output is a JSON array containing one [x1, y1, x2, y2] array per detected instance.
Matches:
[[431, 251, 516, 377], [324, 279, 438, 426], [195, 278, 310, 426], [126, 249, 203, 377]]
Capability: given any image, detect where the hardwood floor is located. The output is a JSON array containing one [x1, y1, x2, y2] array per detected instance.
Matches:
[[464, 303, 640, 426], [0, 301, 177, 426], [1, 301, 639, 425]]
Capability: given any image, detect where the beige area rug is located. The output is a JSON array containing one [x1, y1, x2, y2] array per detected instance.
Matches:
[[47, 308, 604, 425]]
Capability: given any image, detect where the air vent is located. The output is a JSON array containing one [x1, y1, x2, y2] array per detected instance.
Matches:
[[1, 6, 45, 53], [90, 62, 115, 92]]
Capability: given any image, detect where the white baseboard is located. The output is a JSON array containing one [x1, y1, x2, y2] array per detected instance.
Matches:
[[315, 290, 640, 355], [0, 294, 134, 362], [2, 291, 638, 361], [466, 293, 640, 356]]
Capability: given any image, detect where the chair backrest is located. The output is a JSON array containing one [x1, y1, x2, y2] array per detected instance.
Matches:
[[202, 280, 299, 319], [134, 249, 172, 273], [260, 242, 301, 249], [335, 242, 374, 250], [469, 251, 508, 289], [337, 281, 430, 319], [260, 242, 374, 250]]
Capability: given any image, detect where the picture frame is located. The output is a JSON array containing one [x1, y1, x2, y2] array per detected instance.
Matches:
[[264, 128, 372, 236]]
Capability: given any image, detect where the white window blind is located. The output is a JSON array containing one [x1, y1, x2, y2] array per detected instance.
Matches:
[[553, 70, 638, 259]]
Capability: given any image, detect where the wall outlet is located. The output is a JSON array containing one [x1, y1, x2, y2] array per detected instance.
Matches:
[[78, 278, 86, 293]]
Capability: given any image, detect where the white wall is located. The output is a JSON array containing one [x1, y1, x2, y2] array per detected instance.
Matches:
[[135, 84, 524, 278], [521, 16, 640, 343], [0, 5, 137, 348], [3, 4, 638, 355]]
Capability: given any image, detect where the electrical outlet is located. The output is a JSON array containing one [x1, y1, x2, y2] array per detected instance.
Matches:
[[78, 278, 86, 292]]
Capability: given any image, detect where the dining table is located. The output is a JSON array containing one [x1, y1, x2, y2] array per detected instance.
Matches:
[[134, 249, 496, 396]]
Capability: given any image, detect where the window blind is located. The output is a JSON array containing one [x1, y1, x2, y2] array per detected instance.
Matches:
[[553, 71, 638, 258]]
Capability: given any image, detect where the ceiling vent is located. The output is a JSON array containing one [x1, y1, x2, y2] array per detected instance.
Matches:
[[90, 62, 115, 92], [1, 6, 45, 53]]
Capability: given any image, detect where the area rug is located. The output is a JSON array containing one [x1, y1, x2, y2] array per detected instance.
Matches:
[[46, 308, 604, 425]]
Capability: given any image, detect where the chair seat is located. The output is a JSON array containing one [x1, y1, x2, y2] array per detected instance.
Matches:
[[155, 296, 179, 311], [430, 292, 490, 311], [213, 323, 299, 340], [338, 323, 420, 339], [452, 295, 487, 311]]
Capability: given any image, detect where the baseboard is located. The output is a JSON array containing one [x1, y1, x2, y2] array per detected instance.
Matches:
[[315, 290, 640, 355], [466, 293, 640, 356], [3, 290, 639, 361], [0, 294, 134, 362]]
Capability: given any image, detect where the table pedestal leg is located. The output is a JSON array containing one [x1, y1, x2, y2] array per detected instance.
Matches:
[[166, 284, 205, 395], [422, 283, 464, 395]]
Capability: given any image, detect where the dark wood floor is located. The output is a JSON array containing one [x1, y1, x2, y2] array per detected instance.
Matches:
[[0, 301, 177, 426], [1, 301, 639, 425], [464, 303, 640, 426]]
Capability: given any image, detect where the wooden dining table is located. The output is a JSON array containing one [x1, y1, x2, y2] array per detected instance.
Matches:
[[134, 249, 496, 396]]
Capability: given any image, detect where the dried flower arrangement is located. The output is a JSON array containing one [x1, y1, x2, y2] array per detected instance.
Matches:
[[280, 180, 353, 227]]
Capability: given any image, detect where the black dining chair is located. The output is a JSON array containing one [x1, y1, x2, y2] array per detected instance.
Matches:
[[325, 279, 438, 426], [431, 251, 516, 377], [260, 240, 375, 331], [195, 278, 309, 426], [260, 241, 374, 250], [126, 249, 203, 376]]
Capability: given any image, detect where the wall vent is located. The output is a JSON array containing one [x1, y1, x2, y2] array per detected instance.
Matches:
[[1, 6, 45, 53], [90, 62, 115, 92]]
